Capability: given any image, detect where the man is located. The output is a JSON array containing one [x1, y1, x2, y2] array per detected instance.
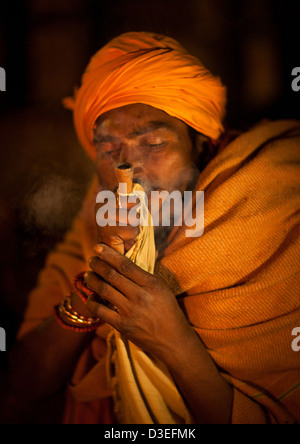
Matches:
[[2, 32, 300, 424]]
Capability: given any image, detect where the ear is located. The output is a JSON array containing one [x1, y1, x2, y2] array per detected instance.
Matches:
[[193, 132, 220, 168], [191, 132, 210, 164], [194, 133, 210, 157]]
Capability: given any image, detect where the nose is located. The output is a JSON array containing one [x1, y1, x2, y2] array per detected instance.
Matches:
[[119, 144, 143, 171]]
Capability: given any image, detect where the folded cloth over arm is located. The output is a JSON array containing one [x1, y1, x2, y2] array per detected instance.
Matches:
[[18, 120, 300, 424], [156, 119, 300, 424]]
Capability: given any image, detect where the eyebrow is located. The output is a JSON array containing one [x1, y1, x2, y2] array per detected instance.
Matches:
[[93, 121, 176, 144], [93, 134, 118, 144], [128, 121, 176, 139]]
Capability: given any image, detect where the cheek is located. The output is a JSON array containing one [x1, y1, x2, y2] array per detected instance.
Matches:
[[154, 140, 195, 189], [165, 143, 193, 172], [145, 152, 189, 189]]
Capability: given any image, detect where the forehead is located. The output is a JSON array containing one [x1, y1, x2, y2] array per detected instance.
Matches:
[[94, 103, 187, 136]]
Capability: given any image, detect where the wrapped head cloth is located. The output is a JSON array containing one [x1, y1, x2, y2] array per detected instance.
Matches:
[[64, 32, 227, 160]]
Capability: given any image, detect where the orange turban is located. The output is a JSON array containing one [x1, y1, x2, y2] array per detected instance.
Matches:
[[64, 32, 227, 160]]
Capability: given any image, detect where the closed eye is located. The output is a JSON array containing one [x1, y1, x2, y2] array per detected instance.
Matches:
[[145, 142, 167, 152], [95, 142, 122, 158]]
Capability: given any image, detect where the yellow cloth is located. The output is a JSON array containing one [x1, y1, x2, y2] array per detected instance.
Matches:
[[106, 330, 191, 424], [107, 183, 191, 424], [63, 32, 227, 160], [18, 120, 300, 424], [120, 183, 156, 274]]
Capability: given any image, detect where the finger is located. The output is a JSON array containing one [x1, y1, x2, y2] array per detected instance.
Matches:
[[93, 243, 153, 287], [84, 271, 129, 310], [104, 236, 125, 255], [96, 234, 125, 255], [97, 226, 140, 252], [86, 295, 121, 330], [88, 256, 138, 297]]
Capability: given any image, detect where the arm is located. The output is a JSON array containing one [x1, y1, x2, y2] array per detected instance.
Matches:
[[84, 243, 234, 424], [0, 292, 93, 423], [159, 326, 234, 424], [0, 203, 98, 423]]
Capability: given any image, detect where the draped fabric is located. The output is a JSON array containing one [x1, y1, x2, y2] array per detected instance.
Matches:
[[106, 183, 192, 424], [18, 119, 300, 424], [63, 32, 227, 160], [156, 119, 300, 424]]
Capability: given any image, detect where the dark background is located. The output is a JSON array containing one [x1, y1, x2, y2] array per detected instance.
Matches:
[[0, 0, 299, 367]]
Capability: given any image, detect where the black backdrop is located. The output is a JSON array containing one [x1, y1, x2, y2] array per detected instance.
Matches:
[[0, 0, 299, 365]]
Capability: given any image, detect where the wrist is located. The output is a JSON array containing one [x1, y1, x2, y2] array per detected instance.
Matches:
[[53, 272, 104, 333], [56, 293, 90, 327], [155, 323, 200, 369], [70, 291, 94, 318], [54, 295, 102, 333]]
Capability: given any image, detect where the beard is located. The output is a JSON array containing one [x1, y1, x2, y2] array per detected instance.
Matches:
[[150, 164, 200, 258], [97, 160, 200, 258]]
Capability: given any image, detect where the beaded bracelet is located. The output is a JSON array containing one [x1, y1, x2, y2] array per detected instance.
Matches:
[[73, 272, 97, 304], [73, 272, 111, 308]]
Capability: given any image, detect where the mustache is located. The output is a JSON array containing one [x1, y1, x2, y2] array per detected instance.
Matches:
[[133, 165, 199, 194], [132, 177, 160, 193]]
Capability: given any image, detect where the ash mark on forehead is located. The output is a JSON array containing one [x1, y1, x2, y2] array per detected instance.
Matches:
[[100, 119, 111, 129]]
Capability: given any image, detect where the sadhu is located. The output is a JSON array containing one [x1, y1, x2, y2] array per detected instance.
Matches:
[[2, 32, 299, 425]]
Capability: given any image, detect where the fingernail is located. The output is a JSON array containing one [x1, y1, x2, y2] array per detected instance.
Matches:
[[94, 244, 103, 255], [88, 256, 95, 268], [83, 271, 89, 281]]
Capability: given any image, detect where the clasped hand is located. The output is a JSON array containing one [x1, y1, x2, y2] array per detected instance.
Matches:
[[84, 243, 193, 362]]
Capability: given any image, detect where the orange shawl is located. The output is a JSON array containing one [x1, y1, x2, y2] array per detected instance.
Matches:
[[18, 119, 300, 424]]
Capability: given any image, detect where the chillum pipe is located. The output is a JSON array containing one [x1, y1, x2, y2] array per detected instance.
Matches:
[[115, 162, 134, 195]]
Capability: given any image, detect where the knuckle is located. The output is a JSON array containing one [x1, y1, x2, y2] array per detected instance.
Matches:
[[136, 291, 150, 309], [104, 267, 117, 282], [97, 280, 108, 297], [147, 274, 160, 290], [119, 259, 134, 275], [118, 318, 133, 335]]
